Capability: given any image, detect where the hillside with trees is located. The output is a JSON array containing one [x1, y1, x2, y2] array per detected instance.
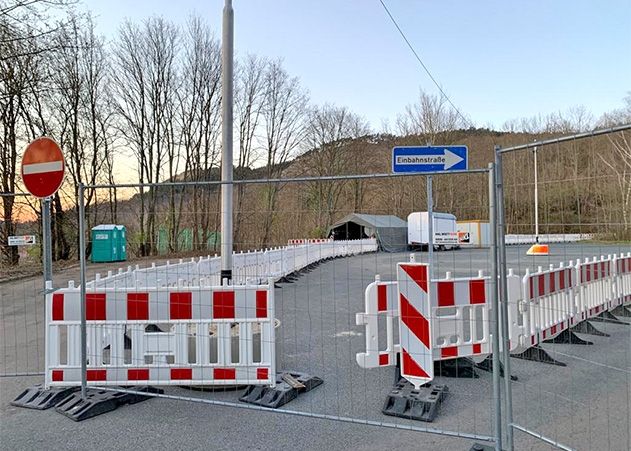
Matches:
[[2, 1, 630, 266]]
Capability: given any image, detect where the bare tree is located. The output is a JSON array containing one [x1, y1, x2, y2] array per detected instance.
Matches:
[[112, 18, 179, 255], [259, 59, 308, 246], [599, 95, 631, 237], [178, 15, 221, 252], [396, 89, 465, 142], [303, 104, 370, 233], [234, 54, 267, 247]]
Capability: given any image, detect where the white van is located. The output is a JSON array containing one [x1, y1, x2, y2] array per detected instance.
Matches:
[[407, 212, 459, 251]]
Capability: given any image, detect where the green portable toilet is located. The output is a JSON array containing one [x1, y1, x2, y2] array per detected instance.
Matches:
[[91, 225, 119, 263], [116, 225, 127, 261]]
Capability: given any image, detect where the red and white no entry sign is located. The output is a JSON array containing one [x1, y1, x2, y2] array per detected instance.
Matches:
[[21, 137, 65, 198]]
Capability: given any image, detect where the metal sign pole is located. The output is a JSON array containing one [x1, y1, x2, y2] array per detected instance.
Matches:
[[78, 183, 88, 399], [427, 175, 433, 277], [488, 163, 502, 450], [41, 197, 52, 290]]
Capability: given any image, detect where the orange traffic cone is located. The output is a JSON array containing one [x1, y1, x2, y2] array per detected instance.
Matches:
[[527, 243, 549, 255]]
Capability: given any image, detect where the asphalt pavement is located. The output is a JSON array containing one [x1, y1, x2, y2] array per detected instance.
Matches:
[[1, 243, 630, 450]]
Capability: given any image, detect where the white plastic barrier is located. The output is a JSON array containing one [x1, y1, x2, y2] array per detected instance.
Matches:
[[505, 233, 593, 245], [45, 281, 275, 389], [87, 239, 378, 289]]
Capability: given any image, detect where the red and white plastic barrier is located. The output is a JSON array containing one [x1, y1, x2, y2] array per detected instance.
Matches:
[[520, 263, 577, 348], [45, 281, 275, 389], [356, 265, 501, 385], [576, 256, 613, 320], [357, 251, 631, 385], [613, 252, 631, 307]]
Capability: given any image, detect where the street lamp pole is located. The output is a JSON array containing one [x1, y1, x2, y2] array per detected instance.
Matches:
[[220, 0, 234, 283], [533, 145, 539, 243]]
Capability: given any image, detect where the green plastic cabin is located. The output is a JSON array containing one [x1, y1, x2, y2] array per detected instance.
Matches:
[[91, 224, 127, 263]]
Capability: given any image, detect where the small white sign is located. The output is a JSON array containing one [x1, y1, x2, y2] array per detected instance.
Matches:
[[8, 235, 37, 246]]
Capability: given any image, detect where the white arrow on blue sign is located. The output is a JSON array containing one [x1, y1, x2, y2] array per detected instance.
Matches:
[[392, 146, 468, 173]]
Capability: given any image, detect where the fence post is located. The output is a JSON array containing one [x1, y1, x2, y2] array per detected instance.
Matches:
[[78, 183, 88, 400], [495, 146, 514, 450], [488, 163, 502, 451]]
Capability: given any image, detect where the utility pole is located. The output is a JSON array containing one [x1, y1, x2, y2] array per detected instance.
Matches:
[[220, 0, 234, 283]]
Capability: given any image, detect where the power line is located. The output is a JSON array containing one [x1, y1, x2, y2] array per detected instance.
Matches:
[[378, 0, 473, 128]]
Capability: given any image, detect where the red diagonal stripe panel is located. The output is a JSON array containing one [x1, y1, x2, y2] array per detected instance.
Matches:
[[400, 293, 430, 348], [401, 264, 428, 293], [402, 348, 430, 378]]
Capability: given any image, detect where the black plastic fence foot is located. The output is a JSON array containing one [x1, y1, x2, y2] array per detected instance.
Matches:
[[512, 346, 566, 366], [472, 356, 518, 381], [55, 386, 163, 421], [592, 310, 630, 325], [239, 371, 323, 409], [382, 379, 448, 422], [571, 320, 609, 337], [469, 443, 495, 451], [434, 358, 479, 378], [11, 385, 78, 410], [612, 305, 631, 318], [544, 329, 593, 345]]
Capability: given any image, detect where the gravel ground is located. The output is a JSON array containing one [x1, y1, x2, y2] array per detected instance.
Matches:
[[1, 243, 630, 450]]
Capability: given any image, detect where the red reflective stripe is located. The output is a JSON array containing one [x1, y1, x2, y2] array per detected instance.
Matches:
[[437, 281, 455, 307], [472, 343, 482, 354], [549, 273, 556, 293], [127, 293, 149, 320], [128, 369, 150, 380], [529, 278, 534, 299], [52, 293, 64, 321], [256, 368, 269, 380], [400, 294, 430, 348], [377, 284, 388, 312], [87, 369, 107, 381], [52, 370, 63, 381], [400, 264, 428, 293], [213, 368, 236, 379], [586, 266, 591, 282], [213, 291, 235, 319], [86, 293, 106, 320], [402, 348, 430, 378], [255, 290, 268, 318], [538, 275, 545, 296], [171, 368, 192, 380], [170, 292, 192, 320], [441, 346, 458, 358], [469, 280, 486, 304], [559, 270, 566, 290], [379, 354, 389, 366]]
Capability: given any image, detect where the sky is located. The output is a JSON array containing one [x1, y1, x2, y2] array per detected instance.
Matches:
[[81, 0, 631, 130]]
